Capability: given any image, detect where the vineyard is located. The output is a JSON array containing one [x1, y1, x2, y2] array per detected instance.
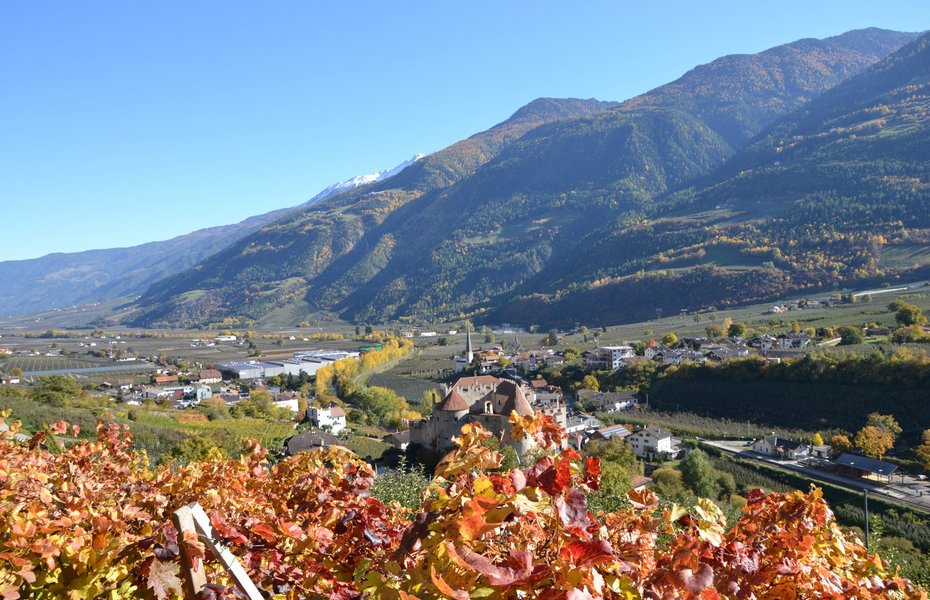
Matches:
[[0, 355, 155, 377], [0, 390, 296, 464], [128, 411, 297, 459], [0, 412, 924, 599], [599, 409, 820, 441], [2, 356, 107, 371], [649, 374, 930, 433], [365, 372, 438, 406]]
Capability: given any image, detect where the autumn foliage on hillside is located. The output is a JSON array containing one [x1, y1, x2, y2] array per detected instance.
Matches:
[[0, 411, 925, 599]]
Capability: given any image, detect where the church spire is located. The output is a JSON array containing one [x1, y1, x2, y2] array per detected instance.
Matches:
[[465, 326, 474, 364]]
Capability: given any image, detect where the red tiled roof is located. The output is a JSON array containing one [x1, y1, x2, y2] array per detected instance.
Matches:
[[438, 389, 470, 412], [631, 475, 652, 489], [530, 379, 548, 389], [328, 406, 346, 417]]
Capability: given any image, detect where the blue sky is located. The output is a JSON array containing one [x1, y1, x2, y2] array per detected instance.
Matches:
[[1, 1, 927, 261]]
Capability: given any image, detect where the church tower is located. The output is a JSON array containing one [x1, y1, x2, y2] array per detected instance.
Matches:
[[465, 327, 474, 365]]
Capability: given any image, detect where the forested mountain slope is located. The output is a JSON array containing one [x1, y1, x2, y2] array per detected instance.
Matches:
[[494, 30, 930, 327], [129, 29, 919, 328]]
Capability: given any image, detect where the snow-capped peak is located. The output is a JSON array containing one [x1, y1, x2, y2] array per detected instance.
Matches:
[[304, 154, 425, 206]]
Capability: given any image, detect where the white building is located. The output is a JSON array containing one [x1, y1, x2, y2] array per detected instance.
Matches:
[[627, 426, 677, 461], [775, 333, 813, 351], [752, 435, 808, 460], [307, 405, 347, 435], [274, 398, 300, 413], [586, 346, 635, 370]]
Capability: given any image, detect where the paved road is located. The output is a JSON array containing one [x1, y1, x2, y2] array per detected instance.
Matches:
[[702, 440, 930, 513]]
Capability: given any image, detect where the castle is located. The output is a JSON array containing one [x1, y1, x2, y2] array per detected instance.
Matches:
[[410, 375, 540, 453]]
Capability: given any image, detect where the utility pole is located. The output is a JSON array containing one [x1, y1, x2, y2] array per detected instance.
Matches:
[[864, 489, 870, 550]]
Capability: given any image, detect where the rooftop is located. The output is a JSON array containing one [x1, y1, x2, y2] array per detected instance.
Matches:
[[437, 389, 470, 412], [595, 424, 631, 439], [835, 453, 899, 476]]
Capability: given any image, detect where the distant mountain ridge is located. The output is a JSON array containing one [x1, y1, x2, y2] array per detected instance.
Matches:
[[0, 155, 423, 316], [127, 28, 922, 329]]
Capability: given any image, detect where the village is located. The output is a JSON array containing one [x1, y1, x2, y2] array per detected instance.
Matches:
[[3, 291, 930, 586], [3, 290, 930, 518]]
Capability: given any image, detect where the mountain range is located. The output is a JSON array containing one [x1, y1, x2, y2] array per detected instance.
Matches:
[[4, 28, 927, 330], [123, 28, 926, 329], [0, 155, 423, 316]]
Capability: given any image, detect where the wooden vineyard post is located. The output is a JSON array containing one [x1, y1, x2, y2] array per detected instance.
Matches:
[[172, 502, 264, 600], [171, 505, 208, 598]]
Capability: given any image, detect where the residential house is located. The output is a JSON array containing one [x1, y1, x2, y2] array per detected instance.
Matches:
[[681, 337, 715, 351], [284, 432, 340, 456], [630, 475, 653, 492], [565, 413, 603, 435], [705, 347, 742, 362], [775, 333, 813, 351], [589, 424, 631, 442], [529, 379, 550, 392], [723, 338, 750, 356], [580, 390, 639, 413], [750, 335, 777, 351], [307, 405, 347, 435], [272, 391, 300, 413], [198, 369, 223, 384], [543, 354, 565, 368], [644, 345, 671, 360], [655, 349, 707, 365], [627, 426, 678, 461], [383, 430, 411, 450], [752, 435, 809, 460], [585, 346, 635, 370], [530, 380, 565, 406]]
